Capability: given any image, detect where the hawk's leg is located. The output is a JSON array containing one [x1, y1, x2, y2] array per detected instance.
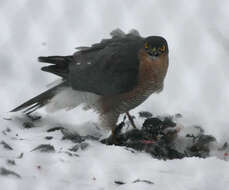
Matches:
[[126, 112, 137, 129], [99, 112, 119, 131], [100, 112, 124, 144]]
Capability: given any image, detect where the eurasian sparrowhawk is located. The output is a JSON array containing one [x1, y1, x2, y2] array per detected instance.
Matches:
[[11, 29, 169, 135]]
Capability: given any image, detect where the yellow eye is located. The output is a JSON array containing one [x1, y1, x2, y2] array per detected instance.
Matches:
[[144, 42, 149, 49], [160, 45, 166, 52]]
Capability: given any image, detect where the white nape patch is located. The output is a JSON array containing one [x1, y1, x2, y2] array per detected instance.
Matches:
[[76, 62, 81, 65], [46, 79, 63, 88], [87, 61, 91, 65], [46, 87, 100, 112]]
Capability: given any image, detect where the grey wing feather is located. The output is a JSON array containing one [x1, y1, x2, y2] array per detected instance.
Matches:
[[128, 29, 140, 36], [37, 29, 144, 96], [76, 28, 140, 53], [69, 35, 144, 95], [11, 29, 143, 113], [110, 28, 126, 38]]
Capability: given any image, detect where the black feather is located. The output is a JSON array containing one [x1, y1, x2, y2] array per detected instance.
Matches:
[[41, 65, 68, 78], [38, 56, 73, 65], [39, 56, 73, 78]]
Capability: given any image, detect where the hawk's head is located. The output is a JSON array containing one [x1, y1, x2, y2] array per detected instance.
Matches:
[[144, 36, 169, 59]]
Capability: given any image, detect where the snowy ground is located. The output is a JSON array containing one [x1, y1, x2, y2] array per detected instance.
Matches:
[[1, 0, 229, 189], [0, 111, 229, 190]]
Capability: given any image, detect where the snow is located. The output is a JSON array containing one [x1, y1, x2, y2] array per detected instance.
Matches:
[[1, 0, 229, 189], [0, 113, 229, 190]]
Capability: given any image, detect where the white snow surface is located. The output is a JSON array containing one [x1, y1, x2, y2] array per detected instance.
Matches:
[[0, 113, 229, 190], [1, 0, 229, 189]]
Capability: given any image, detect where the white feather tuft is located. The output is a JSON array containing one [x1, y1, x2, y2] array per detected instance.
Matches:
[[46, 87, 100, 112]]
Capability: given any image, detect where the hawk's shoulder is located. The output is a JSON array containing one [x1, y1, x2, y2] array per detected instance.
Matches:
[[69, 29, 145, 96]]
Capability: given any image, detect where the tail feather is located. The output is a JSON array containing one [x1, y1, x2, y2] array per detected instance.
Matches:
[[38, 56, 73, 65], [41, 65, 68, 78], [11, 83, 66, 114], [11, 55, 73, 114], [39, 56, 73, 78]]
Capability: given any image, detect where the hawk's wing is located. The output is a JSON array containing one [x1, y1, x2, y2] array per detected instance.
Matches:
[[69, 35, 144, 96], [11, 29, 145, 113]]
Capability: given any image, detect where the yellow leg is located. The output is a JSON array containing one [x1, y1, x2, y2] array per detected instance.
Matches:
[[109, 128, 119, 144]]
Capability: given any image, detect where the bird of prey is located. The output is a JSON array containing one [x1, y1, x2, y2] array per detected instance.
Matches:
[[11, 29, 169, 136]]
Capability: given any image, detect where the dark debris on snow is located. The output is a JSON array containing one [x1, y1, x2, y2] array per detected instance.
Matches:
[[101, 114, 218, 160], [0, 167, 21, 178], [0, 141, 13, 150], [6, 111, 227, 160], [114, 178, 154, 186], [31, 144, 55, 153]]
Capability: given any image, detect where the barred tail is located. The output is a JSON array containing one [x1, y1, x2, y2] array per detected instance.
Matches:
[[10, 83, 66, 114]]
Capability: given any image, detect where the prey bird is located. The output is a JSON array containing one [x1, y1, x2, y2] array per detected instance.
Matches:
[[11, 29, 169, 137]]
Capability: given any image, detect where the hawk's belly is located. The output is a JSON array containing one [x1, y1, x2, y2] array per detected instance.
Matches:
[[116, 82, 163, 113], [98, 81, 163, 114]]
